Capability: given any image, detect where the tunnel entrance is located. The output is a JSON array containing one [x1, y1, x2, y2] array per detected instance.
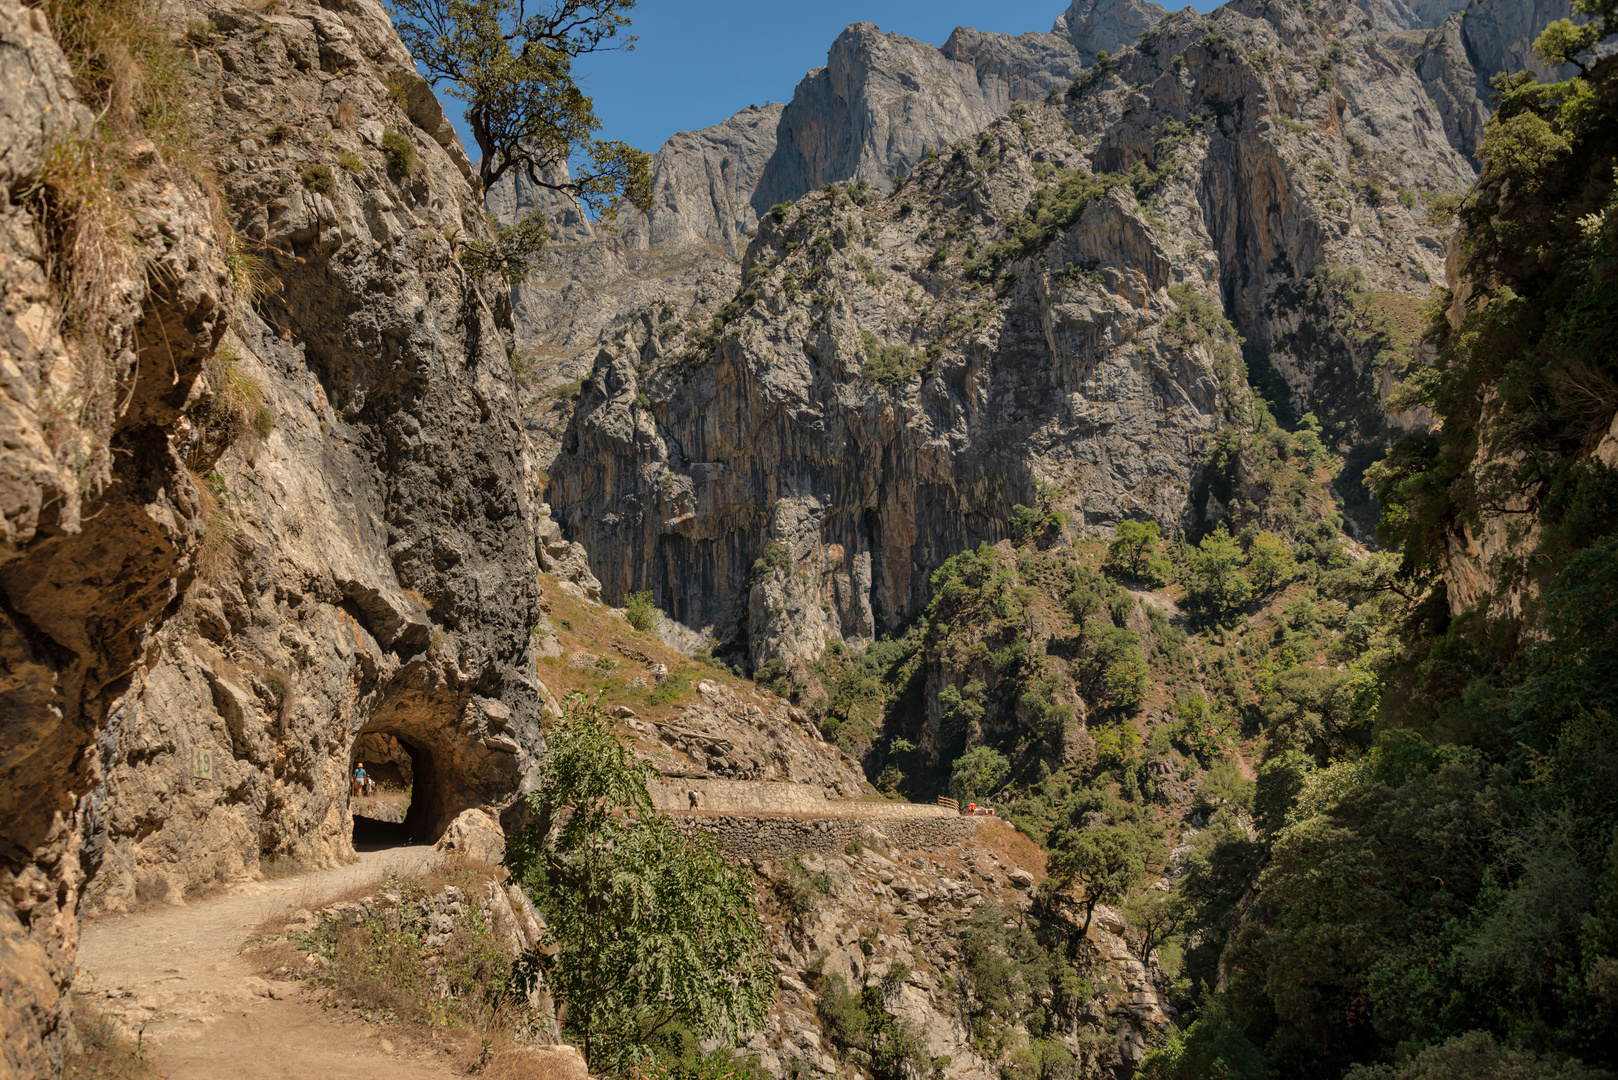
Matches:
[[349, 731, 440, 850]]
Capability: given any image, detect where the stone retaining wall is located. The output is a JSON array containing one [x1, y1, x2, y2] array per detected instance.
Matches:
[[672, 811, 980, 859], [651, 778, 959, 819]]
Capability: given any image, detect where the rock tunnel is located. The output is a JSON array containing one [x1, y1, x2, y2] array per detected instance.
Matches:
[[345, 684, 534, 850], [349, 731, 434, 847]]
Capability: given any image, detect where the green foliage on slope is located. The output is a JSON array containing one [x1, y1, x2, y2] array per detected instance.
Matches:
[[507, 697, 772, 1073]]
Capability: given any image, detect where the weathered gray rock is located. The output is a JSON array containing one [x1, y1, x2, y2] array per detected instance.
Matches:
[[502, 7, 1134, 381], [1055, 0, 1168, 57], [545, 0, 1541, 662], [59, 0, 549, 924], [625, 679, 868, 794], [753, 22, 1087, 210], [1411, 14, 1494, 158], [1460, 0, 1590, 83], [435, 808, 507, 864], [1356, 0, 1471, 32], [0, 0, 239, 1066]]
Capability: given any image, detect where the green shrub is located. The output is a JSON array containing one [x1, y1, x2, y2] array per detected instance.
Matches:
[[336, 150, 364, 173], [773, 857, 830, 917], [754, 659, 795, 698], [749, 540, 792, 582], [949, 746, 1010, 804], [1138, 1017, 1274, 1080], [300, 163, 335, 195], [624, 590, 661, 637], [381, 128, 417, 174], [859, 333, 918, 389]]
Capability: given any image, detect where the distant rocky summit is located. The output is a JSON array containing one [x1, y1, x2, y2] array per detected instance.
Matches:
[[522, 0, 1577, 666]]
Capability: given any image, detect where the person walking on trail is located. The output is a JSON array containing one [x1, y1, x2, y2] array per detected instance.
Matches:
[[688, 789, 699, 810], [353, 763, 368, 798]]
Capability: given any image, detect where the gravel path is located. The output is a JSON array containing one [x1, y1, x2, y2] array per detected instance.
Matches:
[[75, 845, 469, 1079]]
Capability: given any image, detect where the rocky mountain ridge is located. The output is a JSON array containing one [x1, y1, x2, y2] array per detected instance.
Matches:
[[544, 0, 1497, 667], [499, 0, 1577, 400]]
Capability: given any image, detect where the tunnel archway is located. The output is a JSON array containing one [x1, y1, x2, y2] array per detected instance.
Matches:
[[349, 731, 442, 848]]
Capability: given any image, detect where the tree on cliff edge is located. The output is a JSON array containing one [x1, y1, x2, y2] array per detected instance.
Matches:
[[389, 0, 652, 281], [506, 696, 772, 1072]]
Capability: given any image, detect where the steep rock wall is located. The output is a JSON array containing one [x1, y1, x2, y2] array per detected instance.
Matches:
[[548, 0, 1479, 663], [1, 0, 547, 1066], [83, 0, 549, 914], [0, 0, 236, 1069], [550, 102, 1233, 662]]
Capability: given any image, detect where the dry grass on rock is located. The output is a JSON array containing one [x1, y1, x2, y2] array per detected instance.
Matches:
[[254, 859, 546, 1070]]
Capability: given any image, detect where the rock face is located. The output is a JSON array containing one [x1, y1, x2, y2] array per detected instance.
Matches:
[[2, 0, 547, 1064], [548, 0, 1490, 661], [525, 0, 1582, 667], [1055, 0, 1169, 57], [753, 22, 1089, 212], [623, 678, 870, 794], [495, 5, 1125, 376], [0, 0, 236, 1068], [500, 0, 1576, 385], [744, 835, 1175, 1080], [80, 0, 550, 914]]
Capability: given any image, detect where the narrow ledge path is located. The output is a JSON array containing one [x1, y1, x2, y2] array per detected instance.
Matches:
[[75, 845, 466, 1080]]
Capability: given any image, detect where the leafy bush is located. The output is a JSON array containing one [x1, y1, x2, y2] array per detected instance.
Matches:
[[507, 697, 772, 1072], [859, 332, 919, 388], [1185, 525, 1252, 616], [749, 540, 792, 582], [381, 128, 417, 174], [1194, 758, 1254, 814], [300, 163, 335, 195], [1341, 1031, 1610, 1080], [624, 590, 661, 637], [752, 657, 791, 697], [1245, 530, 1298, 594], [815, 976, 929, 1080], [949, 746, 1010, 804], [1138, 1017, 1274, 1080]]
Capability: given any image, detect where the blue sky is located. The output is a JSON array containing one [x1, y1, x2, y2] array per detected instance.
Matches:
[[438, 0, 1222, 158]]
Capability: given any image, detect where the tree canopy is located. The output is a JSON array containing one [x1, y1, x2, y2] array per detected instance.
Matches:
[[391, 0, 652, 202], [506, 696, 772, 1072]]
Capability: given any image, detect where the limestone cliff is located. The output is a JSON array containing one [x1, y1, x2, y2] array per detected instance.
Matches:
[[82, 0, 551, 911], [495, 9, 1123, 382], [501, 0, 1576, 416], [0, 0, 549, 1067], [547, 0, 1483, 665], [0, 0, 236, 1068]]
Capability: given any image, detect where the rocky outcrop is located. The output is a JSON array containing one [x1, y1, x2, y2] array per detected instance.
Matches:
[[746, 834, 1174, 1080], [623, 678, 870, 794], [1412, 13, 1494, 158], [79, 0, 550, 915], [0, 0, 237, 1069], [548, 0, 1487, 660], [505, 0, 1584, 415], [753, 22, 1088, 212], [497, 7, 1126, 383], [1055, 0, 1168, 57]]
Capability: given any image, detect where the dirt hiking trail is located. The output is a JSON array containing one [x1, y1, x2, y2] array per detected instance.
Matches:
[[76, 846, 471, 1079]]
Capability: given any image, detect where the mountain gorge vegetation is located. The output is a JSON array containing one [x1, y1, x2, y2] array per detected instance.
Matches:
[[718, 10, 1618, 1079], [9, 0, 1618, 1075]]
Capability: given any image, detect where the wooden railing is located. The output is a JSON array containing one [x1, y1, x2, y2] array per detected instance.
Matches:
[[937, 796, 959, 812]]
